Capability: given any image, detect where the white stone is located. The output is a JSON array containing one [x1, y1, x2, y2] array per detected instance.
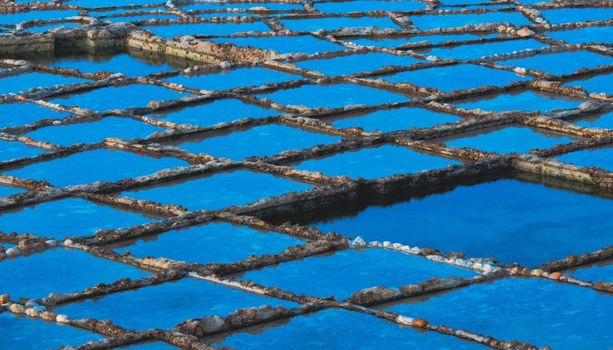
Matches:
[[9, 303, 25, 314], [350, 236, 367, 248], [25, 308, 40, 318], [516, 27, 534, 37], [202, 316, 225, 332], [5, 247, 21, 257], [56, 314, 70, 323], [396, 315, 414, 325]]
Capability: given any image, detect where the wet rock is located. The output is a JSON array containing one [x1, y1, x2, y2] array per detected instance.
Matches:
[[412, 318, 429, 328], [594, 281, 613, 293], [345, 286, 401, 305], [199, 316, 225, 333], [0, 294, 9, 304]]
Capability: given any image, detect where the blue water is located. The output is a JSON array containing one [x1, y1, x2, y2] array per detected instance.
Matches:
[[45, 53, 174, 76], [181, 2, 304, 11], [567, 261, 612, 283], [383, 278, 613, 350], [410, 12, 531, 30], [439, 3, 510, 10], [198, 13, 256, 19], [292, 144, 461, 179], [444, 126, 573, 154], [350, 33, 493, 48], [0, 10, 78, 25], [259, 83, 407, 108], [113, 222, 302, 264], [116, 342, 177, 350], [237, 249, 475, 300], [296, 52, 421, 76], [574, 111, 613, 129], [143, 22, 270, 38], [540, 8, 613, 24], [27, 117, 162, 146], [172, 124, 341, 160], [330, 106, 460, 131], [422, 39, 545, 60], [439, 0, 488, 4], [555, 145, 613, 172], [0, 198, 156, 239], [69, 0, 155, 6], [515, 0, 545, 4], [547, 26, 613, 45], [0, 139, 45, 162], [4, 149, 186, 187], [85, 7, 165, 15], [315, 0, 425, 12], [302, 179, 613, 266], [453, 90, 583, 112], [121, 170, 312, 210], [210, 309, 482, 349], [149, 98, 276, 127], [102, 13, 178, 24], [0, 248, 148, 299], [0, 102, 65, 128], [280, 16, 399, 32], [47, 84, 187, 112], [381, 64, 528, 92], [0, 184, 24, 197], [0, 72, 85, 95], [497, 51, 613, 76], [26, 22, 79, 33], [566, 73, 611, 95], [0, 313, 101, 350], [164, 67, 300, 91], [53, 277, 296, 330]]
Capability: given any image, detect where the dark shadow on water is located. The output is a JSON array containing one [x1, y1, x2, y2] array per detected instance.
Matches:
[[263, 169, 613, 226], [201, 314, 294, 345], [0, 46, 208, 70]]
